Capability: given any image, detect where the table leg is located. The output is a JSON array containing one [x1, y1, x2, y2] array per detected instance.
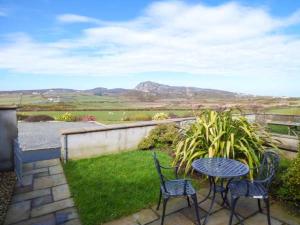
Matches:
[[202, 176, 216, 225], [198, 175, 213, 204]]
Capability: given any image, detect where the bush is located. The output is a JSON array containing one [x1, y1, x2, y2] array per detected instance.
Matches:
[[24, 115, 54, 122], [122, 113, 152, 121], [138, 123, 179, 150], [17, 113, 29, 121], [55, 112, 76, 122], [276, 153, 300, 208], [152, 112, 169, 120], [79, 115, 97, 122], [173, 109, 277, 176]]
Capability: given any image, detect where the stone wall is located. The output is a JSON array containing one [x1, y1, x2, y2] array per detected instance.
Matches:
[[0, 106, 17, 171]]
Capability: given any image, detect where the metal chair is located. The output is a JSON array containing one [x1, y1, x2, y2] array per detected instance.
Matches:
[[153, 152, 201, 225], [228, 151, 280, 225]]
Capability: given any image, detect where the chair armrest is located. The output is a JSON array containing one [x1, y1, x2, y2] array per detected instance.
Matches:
[[160, 165, 179, 178]]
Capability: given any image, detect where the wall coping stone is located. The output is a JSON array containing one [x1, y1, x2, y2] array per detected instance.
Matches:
[[61, 117, 195, 135], [0, 105, 18, 110]]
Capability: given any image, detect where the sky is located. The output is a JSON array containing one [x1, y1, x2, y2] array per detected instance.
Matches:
[[0, 0, 300, 97]]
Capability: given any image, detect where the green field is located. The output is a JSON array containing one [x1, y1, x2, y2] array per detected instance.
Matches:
[[266, 107, 300, 115], [20, 110, 193, 124]]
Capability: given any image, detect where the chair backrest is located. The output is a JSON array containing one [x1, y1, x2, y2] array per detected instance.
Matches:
[[153, 152, 167, 192], [256, 150, 280, 188]]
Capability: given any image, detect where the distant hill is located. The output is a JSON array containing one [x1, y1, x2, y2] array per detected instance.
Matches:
[[0, 81, 245, 99]]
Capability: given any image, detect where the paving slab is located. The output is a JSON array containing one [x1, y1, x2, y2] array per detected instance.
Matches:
[[198, 197, 222, 213], [32, 194, 53, 208], [34, 159, 60, 169], [31, 198, 74, 218], [23, 167, 49, 176], [147, 213, 195, 225], [205, 209, 240, 225], [179, 204, 207, 222], [33, 173, 67, 190], [267, 202, 300, 225], [13, 214, 56, 225], [34, 171, 50, 178], [244, 213, 283, 225], [12, 188, 51, 203], [132, 209, 159, 225], [49, 165, 63, 175], [61, 219, 82, 225], [55, 207, 79, 224], [152, 197, 190, 216], [4, 200, 31, 224], [52, 184, 71, 201]]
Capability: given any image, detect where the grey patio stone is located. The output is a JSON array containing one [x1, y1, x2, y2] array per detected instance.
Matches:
[[34, 171, 50, 178], [179, 204, 206, 222], [33, 174, 67, 190], [12, 188, 51, 203], [55, 207, 79, 224], [244, 213, 282, 225], [233, 198, 260, 218], [14, 184, 33, 194], [152, 197, 190, 216], [49, 165, 63, 175], [147, 213, 195, 225], [23, 167, 48, 176], [31, 198, 74, 218], [132, 209, 158, 225], [267, 202, 300, 225], [61, 218, 82, 225], [198, 197, 222, 213], [103, 215, 139, 225], [205, 209, 239, 225], [13, 214, 56, 225], [4, 200, 31, 224], [23, 163, 34, 172], [34, 159, 60, 169], [17, 174, 33, 187], [32, 195, 53, 208], [52, 184, 71, 201]]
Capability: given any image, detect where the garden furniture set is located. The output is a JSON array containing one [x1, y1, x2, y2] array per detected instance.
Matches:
[[153, 150, 279, 225]]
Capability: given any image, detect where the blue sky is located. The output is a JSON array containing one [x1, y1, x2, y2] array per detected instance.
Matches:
[[0, 0, 300, 96]]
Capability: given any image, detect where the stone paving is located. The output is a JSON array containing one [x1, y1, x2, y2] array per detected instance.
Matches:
[[4, 159, 81, 225], [103, 187, 300, 225]]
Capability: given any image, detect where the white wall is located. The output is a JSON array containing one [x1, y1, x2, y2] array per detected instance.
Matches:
[[0, 107, 17, 171], [61, 118, 194, 161]]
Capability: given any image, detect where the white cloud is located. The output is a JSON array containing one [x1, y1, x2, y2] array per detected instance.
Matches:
[[0, 1, 300, 78], [56, 13, 102, 24]]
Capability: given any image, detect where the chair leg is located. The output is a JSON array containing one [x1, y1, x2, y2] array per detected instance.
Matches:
[[229, 196, 239, 225], [257, 199, 262, 212], [264, 198, 271, 225], [157, 189, 162, 210], [161, 198, 168, 225], [191, 194, 201, 225], [187, 196, 191, 207]]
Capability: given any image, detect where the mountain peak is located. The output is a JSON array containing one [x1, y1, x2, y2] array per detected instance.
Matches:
[[135, 81, 169, 92]]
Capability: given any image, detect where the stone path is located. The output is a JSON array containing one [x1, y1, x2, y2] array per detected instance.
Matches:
[[103, 187, 300, 225], [4, 159, 81, 225]]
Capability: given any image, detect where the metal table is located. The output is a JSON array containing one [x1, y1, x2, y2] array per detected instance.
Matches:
[[192, 158, 249, 225]]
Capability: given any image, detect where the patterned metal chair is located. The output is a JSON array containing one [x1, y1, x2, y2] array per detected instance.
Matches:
[[228, 151, 280, 225], [153, 152, 201, 225]]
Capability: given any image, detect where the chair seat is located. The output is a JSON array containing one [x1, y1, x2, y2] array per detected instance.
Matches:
[[162, 179, 196, 196], [229, 180, 268, 199]]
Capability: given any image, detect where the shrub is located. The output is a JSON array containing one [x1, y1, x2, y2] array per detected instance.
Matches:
[[17, 113, 29, 121], [122, 113, 152, 121], [168, 112, 179, 118], [138, 123, 179, 150], [152, 112, 169, 120], [55, 112, 76, 122], [79, 115, 97, 122], [24, 115, 54, 122], [276, 152, 300, 208], [173, 109, 277, 176]]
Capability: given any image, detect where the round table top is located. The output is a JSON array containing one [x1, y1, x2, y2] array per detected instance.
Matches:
[[192, 157, 249, 178]]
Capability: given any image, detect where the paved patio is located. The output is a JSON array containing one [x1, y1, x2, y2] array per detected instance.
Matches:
[[103, 187, 300, 225], [4, 159, 81, 225], [4, 159, 300, 225]]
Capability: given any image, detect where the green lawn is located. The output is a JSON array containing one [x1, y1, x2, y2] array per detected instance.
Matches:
[[64, 150, 194, 225], [266, 107, 300, 115], [20, 110, 192, 124], [268, 124, 290, 135]]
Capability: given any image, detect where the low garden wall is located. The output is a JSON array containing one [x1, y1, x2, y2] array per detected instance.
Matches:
[[61, 118, 195, 161], [0, 106, 18, 171]]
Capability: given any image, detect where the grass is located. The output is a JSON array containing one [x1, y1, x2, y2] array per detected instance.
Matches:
[[64, 150, 185, 225], [268, 124, 290, 135], [266, 107, 300, 115], [20, 110, 193, 124]]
